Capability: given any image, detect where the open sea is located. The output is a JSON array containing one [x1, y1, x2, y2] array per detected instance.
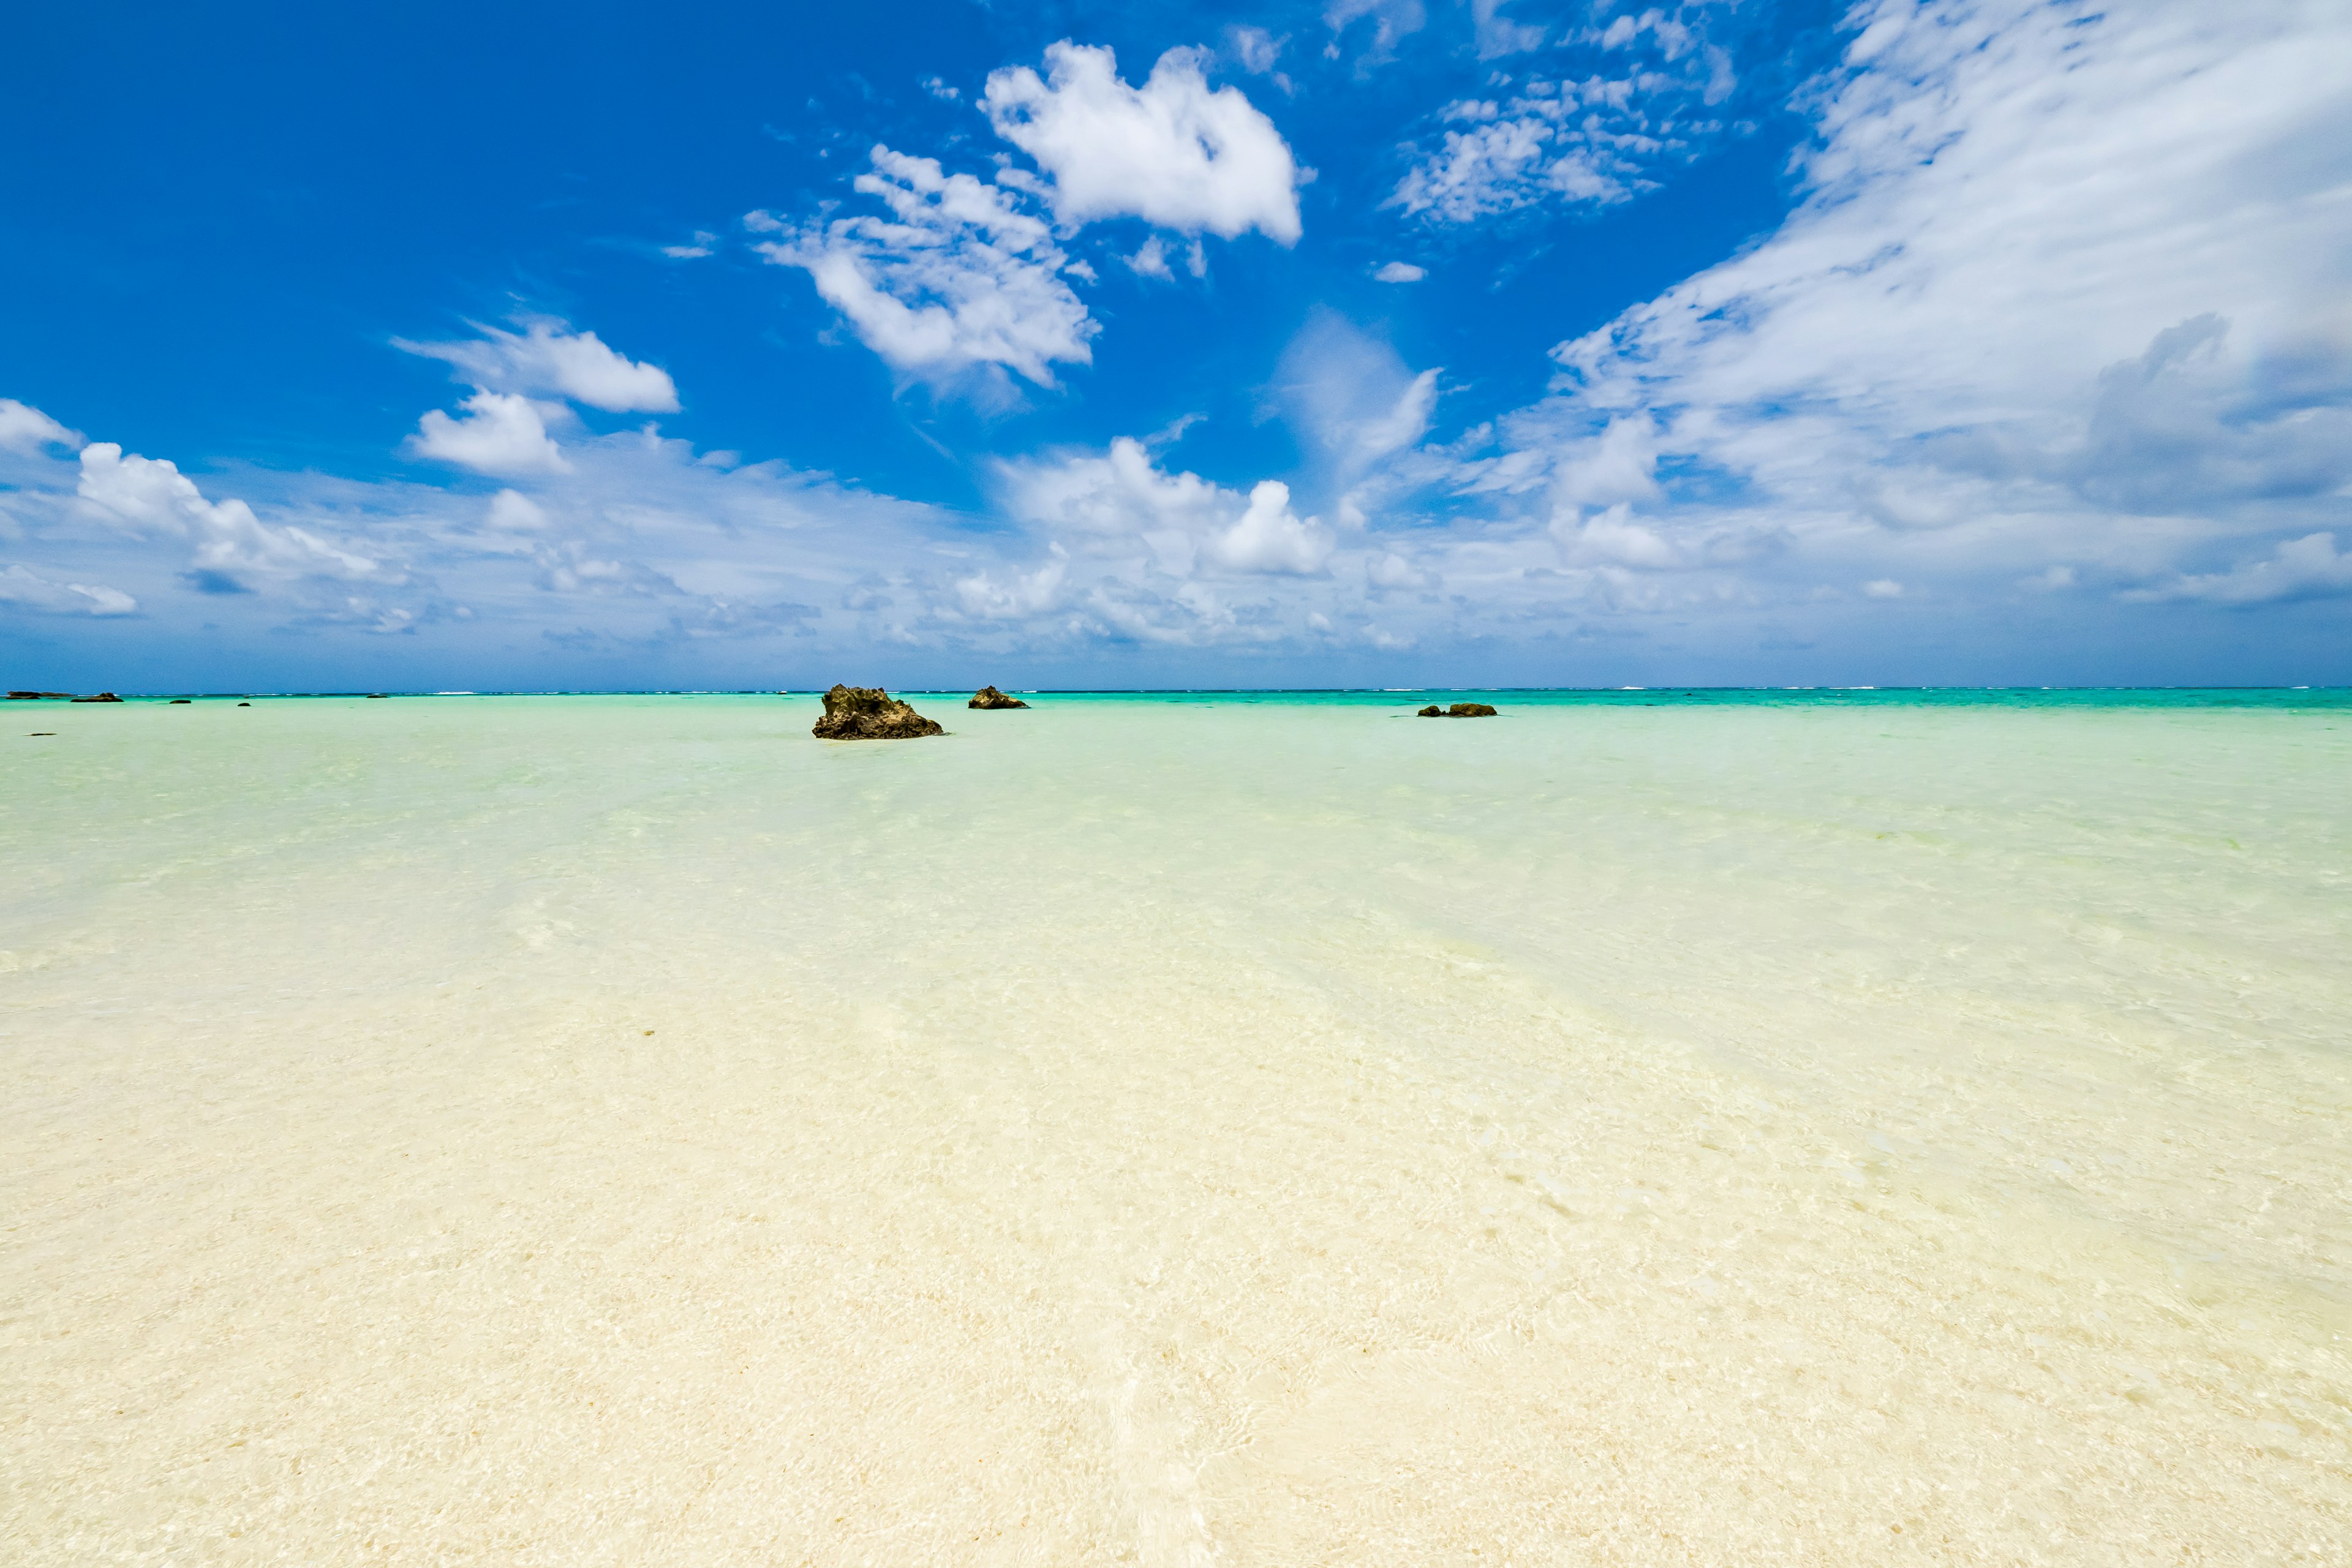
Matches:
[[4, 688, 2348, 1564]]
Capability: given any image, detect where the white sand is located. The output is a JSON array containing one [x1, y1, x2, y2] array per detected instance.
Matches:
[[4, 693, 2348, 1562]]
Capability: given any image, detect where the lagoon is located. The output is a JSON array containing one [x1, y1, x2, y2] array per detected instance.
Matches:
[[4, 690, 2348, 1562]]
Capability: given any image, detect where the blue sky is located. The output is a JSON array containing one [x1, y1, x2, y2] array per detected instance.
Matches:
[[3, 0, 2347, 690]]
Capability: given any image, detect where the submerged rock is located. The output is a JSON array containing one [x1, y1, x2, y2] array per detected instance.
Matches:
[[968, 685, 1030, 710], [813, 684, 944, 741], [6, 691, 71, 700], [169, 698, 192, 704], [1419, 702, 1498, 717], [70, 693, 123, 703]]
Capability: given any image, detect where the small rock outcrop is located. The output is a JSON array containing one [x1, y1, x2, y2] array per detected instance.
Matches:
[[968, 685, 1030, 710], [7, 691, 70, 701], [70, 693, 123, 703], [813, 684, 944, 741], [1419, 702, 1498, 718]]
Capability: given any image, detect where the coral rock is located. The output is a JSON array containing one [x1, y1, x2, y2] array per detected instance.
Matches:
[[1420, 702, 1498, 717], [813, 684, 944, 741], [968, 685, 1030, 710]]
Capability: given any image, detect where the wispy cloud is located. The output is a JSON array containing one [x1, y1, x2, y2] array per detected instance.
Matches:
[[751, 146, 1096, 393], [1389, 3, 1743, 224], [398, 320, 679, 413]]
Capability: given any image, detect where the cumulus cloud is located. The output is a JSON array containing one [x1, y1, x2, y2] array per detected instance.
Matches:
[[984, 43, 1302, 244], [0, 562, 135, 616], [753, 146, 1096, 390], [0, 399, 80, 454], [399, 321, 679, 413], [1373, 261, 1426, 282], [0, 403, 982, 658], [1551, 501, 1683, 569], [957, 546, 1069, 619], [1210, 481, 1333, 573], [999, 437, 1332, 576], [409, 391, 572, 476], [1001, 436, 1229, 541], [77, 443, 384, 589]]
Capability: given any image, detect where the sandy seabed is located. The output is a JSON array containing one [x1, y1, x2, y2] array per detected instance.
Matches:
[[4, 693, 2348, 1564]]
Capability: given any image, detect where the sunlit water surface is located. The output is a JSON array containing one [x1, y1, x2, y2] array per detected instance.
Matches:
[[4, 690, 2348, 1564]]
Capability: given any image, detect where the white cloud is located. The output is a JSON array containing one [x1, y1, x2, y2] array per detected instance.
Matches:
[[1276, 315, 1441, 476], [1211, 481, 1333, 573], [1351, 370, 1439, 469], [661, 232, 717, 260], [77, 443, 383, 588], [1545, 416, 1661, 510], [1125, 235, 1175, 281], [1227, 26, 1286, 75], [1373, 261, 1426, 282], [1863, 578, 1905, 599], [984, 43, 1302, 244], [0, 399, 80, 454], [1389, 4, 1746, 224], [753, 146, 1095, 390], [1000, 438, 1331, 576], [921, 75, 960, 102], [2128, 532, 2352, 606], [0, 562, 135, 616], [957, 546, 1069, 619], [1469, 0, 1544, 59], [1552, 502, 1683, 568], [1460, 0, 2352, 614], [399, 321, 679, 413], [1001, 436, 1229, 540], [1390, 79, 1678, 224], [1323, 0, 1425, 68], [409, 391, 572, 477], [485, 488, 550, 533]]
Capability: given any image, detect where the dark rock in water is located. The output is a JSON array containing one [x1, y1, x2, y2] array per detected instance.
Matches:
[[1420, 702, 1498, 717], [366, 693, 388, 699], [1417, 704, 1442, 717], [238, 701, 251, 706], [170, 698, 192, 704], [70, 693, 123, 703], [7, 691, 72, 700], [968, 685, 1030, 710], [813, 684, 944, 740]]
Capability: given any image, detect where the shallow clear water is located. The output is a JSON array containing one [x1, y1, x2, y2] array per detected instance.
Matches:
[[4, 690, 2348, 1563]]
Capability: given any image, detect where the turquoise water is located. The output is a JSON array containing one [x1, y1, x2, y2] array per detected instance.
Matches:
[[4, 690, 2348, 1562], [107, 685, 2352, 709]]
